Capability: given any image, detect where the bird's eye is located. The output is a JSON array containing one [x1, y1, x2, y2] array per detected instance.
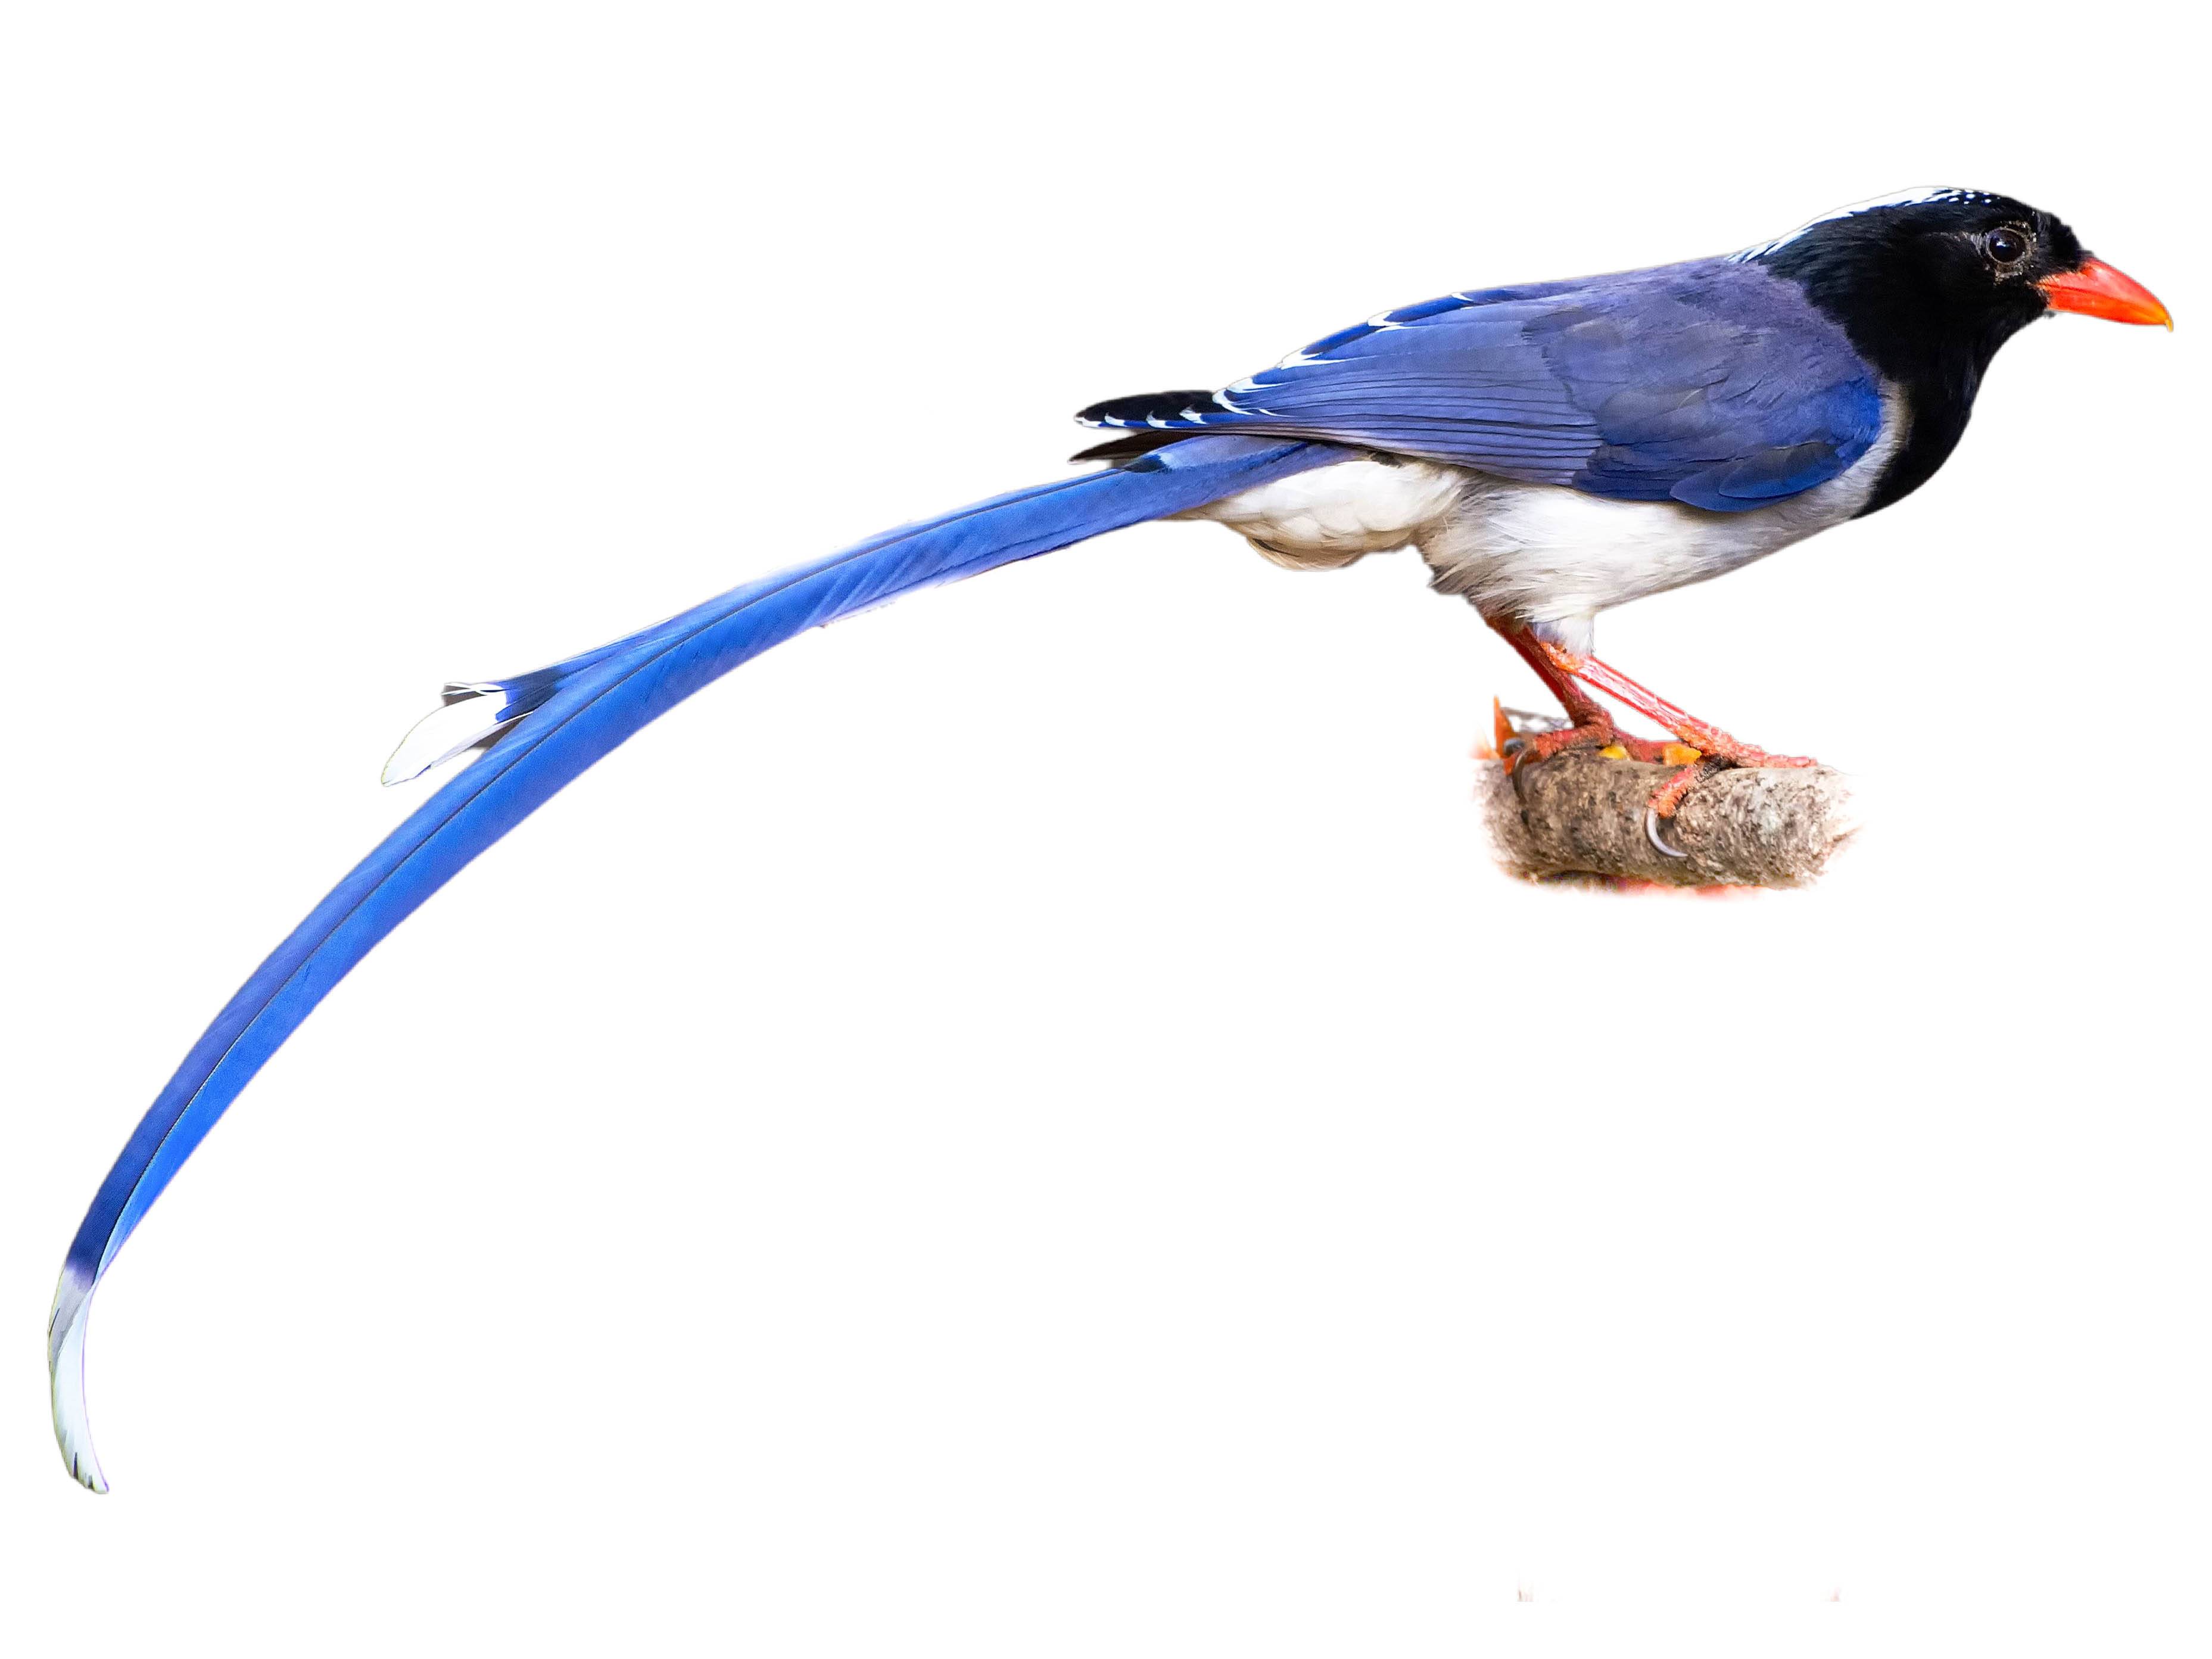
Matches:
[[1985, 228, 2030, 265]]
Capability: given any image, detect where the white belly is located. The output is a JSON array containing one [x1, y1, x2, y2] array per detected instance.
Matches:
[[1184, 391, 1905, 655], [1179, 456, 1466, 570]]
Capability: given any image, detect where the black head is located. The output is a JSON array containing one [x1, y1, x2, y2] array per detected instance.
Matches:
[[1744, 189, 2169, 512], [1750, 189, 2104, 373]]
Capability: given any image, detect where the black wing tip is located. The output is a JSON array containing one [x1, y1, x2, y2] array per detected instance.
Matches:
[[1073, 388, 1219, 428], [1069, 429, 1195, 466]]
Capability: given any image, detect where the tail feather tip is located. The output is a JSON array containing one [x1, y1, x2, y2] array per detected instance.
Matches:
[[381, 681, 521, 786], [50, 1269, 108, 1494]]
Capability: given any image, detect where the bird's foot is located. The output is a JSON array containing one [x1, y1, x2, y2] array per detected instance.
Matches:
[[1489, 700, 1675, 771], [1641, 731, 1819, 860], [1511, 720, 1669, 770], [1646, 726, 1817, 816]]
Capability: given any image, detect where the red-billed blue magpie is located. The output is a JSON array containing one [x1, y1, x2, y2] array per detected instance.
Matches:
[[49, 188, 2169, 1490], [1074, 187, 2170, 824]]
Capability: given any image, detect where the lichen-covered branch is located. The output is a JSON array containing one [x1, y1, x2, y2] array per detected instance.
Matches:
[[1479, 748, 1858, 888]]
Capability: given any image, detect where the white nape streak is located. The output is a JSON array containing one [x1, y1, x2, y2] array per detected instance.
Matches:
[[1186, 382, 1906, 654], [1729, 186, 1998, 262]]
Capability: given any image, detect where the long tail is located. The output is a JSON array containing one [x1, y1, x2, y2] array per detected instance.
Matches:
[[49, 434, 1348, 1491]]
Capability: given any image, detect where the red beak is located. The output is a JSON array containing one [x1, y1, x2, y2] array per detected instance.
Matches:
[[2037, 258, 2173, 328]]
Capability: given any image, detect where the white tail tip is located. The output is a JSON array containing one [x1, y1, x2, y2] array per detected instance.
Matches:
[[49, 1268, 108, 1493], [381, 681, 519, 786]]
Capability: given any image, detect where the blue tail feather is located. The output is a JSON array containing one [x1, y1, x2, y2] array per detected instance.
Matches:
[[49, 434, 1346, 1490]]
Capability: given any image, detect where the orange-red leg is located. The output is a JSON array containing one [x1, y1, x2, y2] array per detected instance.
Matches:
[[1496, 630, 1818, 850], [1493, 627, 1670, 766], [1557, 648, 1814, 774]]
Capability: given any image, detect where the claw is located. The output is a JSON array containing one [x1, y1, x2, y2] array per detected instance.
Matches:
[[1646, 803, 1687, 859], [1492, 702, 1575, 773]]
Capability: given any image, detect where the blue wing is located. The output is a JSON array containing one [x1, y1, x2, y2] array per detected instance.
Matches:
[[48, 433, 1347, 1492], [1079, 260, 1885, 513]]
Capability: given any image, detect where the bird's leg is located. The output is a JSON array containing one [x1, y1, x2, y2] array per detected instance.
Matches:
[[1493, 627, 1671, 767], [1534, 640, 1816, 815]]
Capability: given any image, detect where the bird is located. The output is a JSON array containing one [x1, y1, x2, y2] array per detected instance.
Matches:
[[49, 187, 2170, 1490]]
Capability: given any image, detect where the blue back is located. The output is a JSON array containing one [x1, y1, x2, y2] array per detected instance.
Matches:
[[1087, 259, 1885, 513]]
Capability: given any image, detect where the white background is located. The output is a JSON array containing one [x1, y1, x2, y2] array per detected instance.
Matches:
[[2, 3, 2202, 1653]]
